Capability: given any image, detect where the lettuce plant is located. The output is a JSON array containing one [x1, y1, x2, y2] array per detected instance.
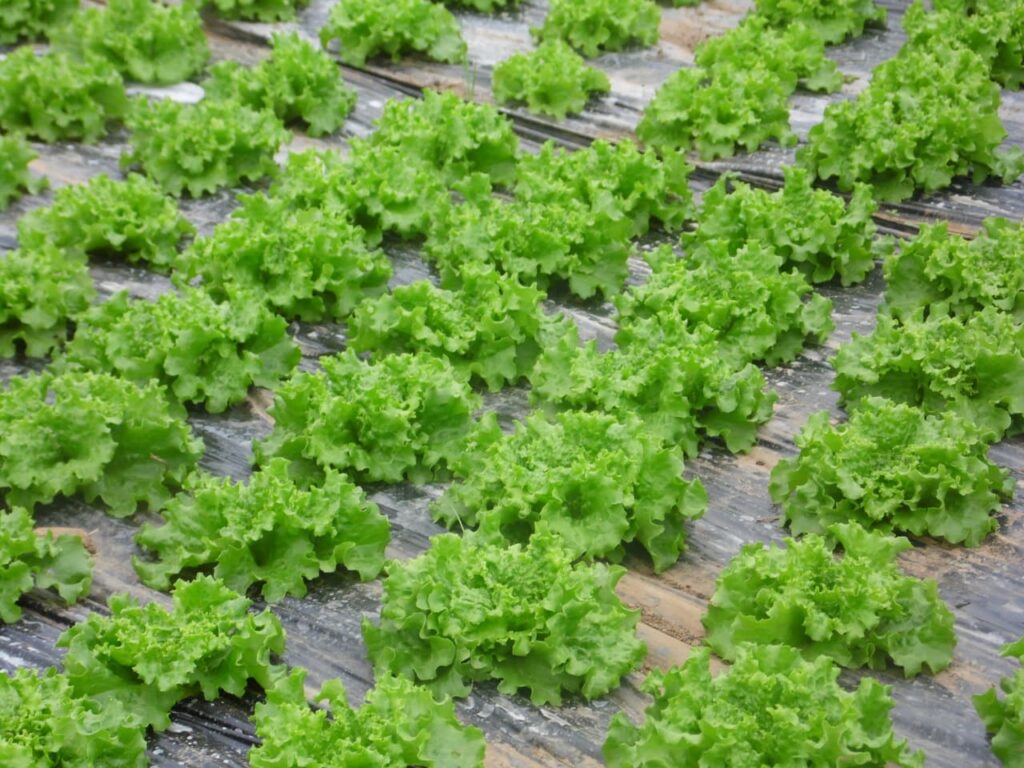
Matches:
[[434, 410, 707, 571], [0, 0, 78, 44], [532, 0, 661, 57], [250, 669, 486, 768], [975, 636, 1024, 768], [57, 575, 286, 731], [604, 645, 924, 767], [0, 48, 127, 143], [52, 0, 209, 85], [17, 173, 193, 271], [206, 0, 307, 21], [0, 134, 46, 211], [135, 459, 390, 602], [771, 399, 1014, 546], [0, 371, 202, 516], [254, 351, 480, 485], [493, 40, 610, 120], [204, 31, 356, 136], [0, 508, 93, 624], [363, 529, 646, 705], [754, 0, 887, 43], [0, 245, 94, 359], [319, 0, 467, 67]]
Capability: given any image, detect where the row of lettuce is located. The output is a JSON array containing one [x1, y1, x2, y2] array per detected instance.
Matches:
[[1, 1, 1023, 767]]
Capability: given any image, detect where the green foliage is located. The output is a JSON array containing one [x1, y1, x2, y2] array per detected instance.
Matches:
[[638, 66, 794, 160], [904, 0, 1024, 89], [122, 96, 290, 197], [493, 40, 610, 120], [425, 179, 633, 300], [0, 508, 93, 624], [348, 266, 568, 391], [831, 308, 1024, 440], [530, 323, 776, 457], [440, 0, 519, 10], [434, 411, 707, 571], [249, 668, 486, 768], [0, 0, 78, 44], [616, 242, 834, 368], [17, 173, 193, 271], [0, 372, 202, 515], [0, 134, 46, 211], [514, 138, 694, 236], [0, 667, 147, 768], [58, 288, 300, 413], [638, 18, 842, 159], [275, 144, 452, 244], [604, 645, 924, 767], [319, 0, 467, 66], [206, 0, 307, 22], [533, 0, 661, 57], [0, 245, 94, 359], [754, 0, 886, 44], [366, 90, 520, 185], [703, 523, 956, 675], [57, 575, 286, 731], [0, 48, 127, 143], [771, 399, 1014, 546], [974, 636, 1024, 768], [884, 218, 1024, 323], [363, 529, 646, 705], [204, 31, 356, 136], [693, 16, 843, 94], [683, 167, 887, 286], [799, 45, 1023, 202], [51, 0, 209, 85], [135, 458, 389, 602], [179, 192, 390, 321], [254, 351, 480, 485]]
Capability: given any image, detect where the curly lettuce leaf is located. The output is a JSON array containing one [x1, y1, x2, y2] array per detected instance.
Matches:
[[703, 523, 956, 675], [254, 351, 481, 485], [348, 265, 570, 390], [0, 371, 203, 515], [179, 192, 390, 321], [616, 242, 834, 367], [204, 31, 356, 136], [363, 529, 646, 705], [0, 244, 94, 359], [135, 458, 389, 602], [753, 0, 886, 44], [0, 667, 147, 768], [884, 217, 1024, 323], [440, 0, 519, 10], [250, 668, 486, 768], [52, 0, 209, 85], [57, 288, 300, 413], [532, 0, 661, 57], [605, 645, 924, 767], [514, 138, 694, 236], [831, 308, 1024, 440], [57, 575, 286, 731], [319, 0, 467, 67], [0, 508, 93, 624], [434, 410, 707, 571], [530, 322, 776, 457], [17, 173, 193, 271], [0, 0, 78, 45], [122, 96, 290, 197], [683, 167, 888, 286], [799, 44, 1023, 201], [0, 134, 46, 211], [0, 48, 127, 143], [493, 40, 610, 120], [974, 637, 1024, 768], [771, 399, 1014, 546]]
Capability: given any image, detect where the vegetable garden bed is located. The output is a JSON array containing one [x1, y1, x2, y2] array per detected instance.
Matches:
[[1, 1, 1023, 766]]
